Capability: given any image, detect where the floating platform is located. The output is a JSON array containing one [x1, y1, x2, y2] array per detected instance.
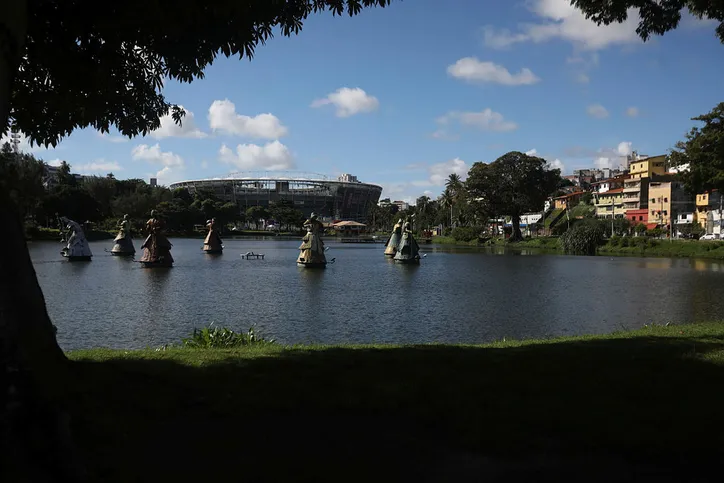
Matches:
[[241, 252, 265, 260], [110, 250, 134, 256], [393, 257, 420, 265], [203, 248, 223, 255]]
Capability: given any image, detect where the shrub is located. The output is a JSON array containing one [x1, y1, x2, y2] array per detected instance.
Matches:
[[181, 324, 275, 348], [559, 223, 604, 255], [451, 226, 480, 242]]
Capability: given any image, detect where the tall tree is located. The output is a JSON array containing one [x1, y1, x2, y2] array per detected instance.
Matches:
[[465, 151, 561, 241], [570, 0, 724, 43], [669, 102, 724, 195], [0, 1, 394, 480]]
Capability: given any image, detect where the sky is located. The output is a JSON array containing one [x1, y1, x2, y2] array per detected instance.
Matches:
[[3, 0, 723, 204]]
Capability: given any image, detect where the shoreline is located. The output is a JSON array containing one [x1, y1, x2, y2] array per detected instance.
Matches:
[[432, 236, 724, 261]]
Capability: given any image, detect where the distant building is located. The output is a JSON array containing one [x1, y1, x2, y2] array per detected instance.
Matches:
[[392, 200, 410, 211], [150, 177, 158, 187], [629, 154, 667, 179], [695, 190, 723, 235], [42, 164, 84, 190], [594, 188, 625, 219], [337, 173, 359, 183], [553, 191, 584, 210]]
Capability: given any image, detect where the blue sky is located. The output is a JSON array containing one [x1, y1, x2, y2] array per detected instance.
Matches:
[[4, 0, 723, 203]]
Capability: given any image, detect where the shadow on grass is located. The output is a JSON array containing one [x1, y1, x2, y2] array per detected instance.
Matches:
[[69, 335, 724, 482]]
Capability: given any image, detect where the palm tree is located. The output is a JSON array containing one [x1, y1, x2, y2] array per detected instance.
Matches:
[[445, 173, 463, 197], [440, 189, 454, 228]]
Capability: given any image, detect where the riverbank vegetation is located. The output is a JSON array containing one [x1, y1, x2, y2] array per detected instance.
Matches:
[[64, 321, 724, 481]]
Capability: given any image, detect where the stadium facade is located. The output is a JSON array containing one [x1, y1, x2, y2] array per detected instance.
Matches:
[[169, 172, 383, 223]]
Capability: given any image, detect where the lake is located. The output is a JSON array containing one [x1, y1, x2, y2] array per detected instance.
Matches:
[[28, 237, 724, 350]]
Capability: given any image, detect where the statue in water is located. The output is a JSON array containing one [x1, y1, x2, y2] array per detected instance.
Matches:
[[202, 218, 223, 254], [111, 214, 136, 256], [384, 218, 404, 257], [297, 212, 327, 268], [393, 216, 421, 264], [139, 210, 173, 267], [59, 217, 92, 261]]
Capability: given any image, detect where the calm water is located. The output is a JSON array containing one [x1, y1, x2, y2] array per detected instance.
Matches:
[[28, 237, 724, 350]]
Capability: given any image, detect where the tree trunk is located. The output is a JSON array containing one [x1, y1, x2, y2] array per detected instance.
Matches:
[[1, 4, 87, 481], [510, 214, 523, 242]]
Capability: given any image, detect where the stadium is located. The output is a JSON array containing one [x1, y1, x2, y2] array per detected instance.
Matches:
[[169, 172, 383, 223]]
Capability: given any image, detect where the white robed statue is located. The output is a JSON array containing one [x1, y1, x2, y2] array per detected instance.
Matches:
[[384, 218, 403, 257], [60, 216, 93, 261]]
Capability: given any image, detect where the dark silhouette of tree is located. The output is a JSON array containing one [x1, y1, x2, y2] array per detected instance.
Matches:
[[570, 0, 723, 43]]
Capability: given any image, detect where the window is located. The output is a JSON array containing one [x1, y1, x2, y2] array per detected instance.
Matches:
[[651, 198, 656, 203], [651, 210, 655, 215], [639, 216, 644, 221], [664, 197, 668, 203], [663, 210, 668, 216]]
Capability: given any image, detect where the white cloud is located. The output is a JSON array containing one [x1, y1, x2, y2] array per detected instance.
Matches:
[[591, 141, 634, 170], [429, 158, 469, 186], [575, 73, 590, 83], [548, 158, 565, 172], [617, 141, 632, 156], [311, 87, 379, 117], [208, 99, 288, 139], [218, 141, 295, 171], [150, 106, 207, 139], [131, 143, 184, 168], [447, 57, 540, 86], [200, 160, 209, 169], [436, 109, 518, 135], [586, 104, 609, 119], [482, 0, 641, 51], [96, 131, 129, 143], [153, 166, 185, 186], [46, 158, 62, 167], [625, 106, 639, 117], [525, 149, 538, 156], [75, 160, 123, 173]]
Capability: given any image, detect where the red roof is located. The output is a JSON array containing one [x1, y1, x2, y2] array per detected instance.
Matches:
[[601, 188, 624, 194], [553, 191, 585, 200]]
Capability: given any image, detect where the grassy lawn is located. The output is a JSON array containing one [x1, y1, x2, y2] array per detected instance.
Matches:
[[67, 322, 724, 482]]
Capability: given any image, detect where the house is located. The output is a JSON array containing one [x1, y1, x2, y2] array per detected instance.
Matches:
[[594, 188, 625, 219], [332, 220, 367, 234], [553, 191, 584, 210], [647, 175, 695, 230], [623, 177, 649, 211], [625, 209, 649, 227], [696, 191, 724, 236], [591, 174, 630, 194]]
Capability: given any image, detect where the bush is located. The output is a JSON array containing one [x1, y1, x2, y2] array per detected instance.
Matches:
[[451, 226, 480, 242], [181, 325, 275, 348], [559, 223, 604, 255]]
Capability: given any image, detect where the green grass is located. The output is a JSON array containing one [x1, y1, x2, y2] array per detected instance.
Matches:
[[65, 322, 724, 482], [432, 235, 480, 246], [600, 238, 724, 259]]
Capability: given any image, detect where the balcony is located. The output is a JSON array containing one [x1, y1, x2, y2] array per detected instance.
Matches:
[[623, 185, 641, 193]]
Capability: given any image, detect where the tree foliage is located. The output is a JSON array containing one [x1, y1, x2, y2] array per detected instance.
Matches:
[[0, 142, 45, 220], [559, 222, 605, 255], [669, 102, 724, 195], [465, 151, 562, 241], [570, 0, 724, 43], [9, 0, 394, 147]]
